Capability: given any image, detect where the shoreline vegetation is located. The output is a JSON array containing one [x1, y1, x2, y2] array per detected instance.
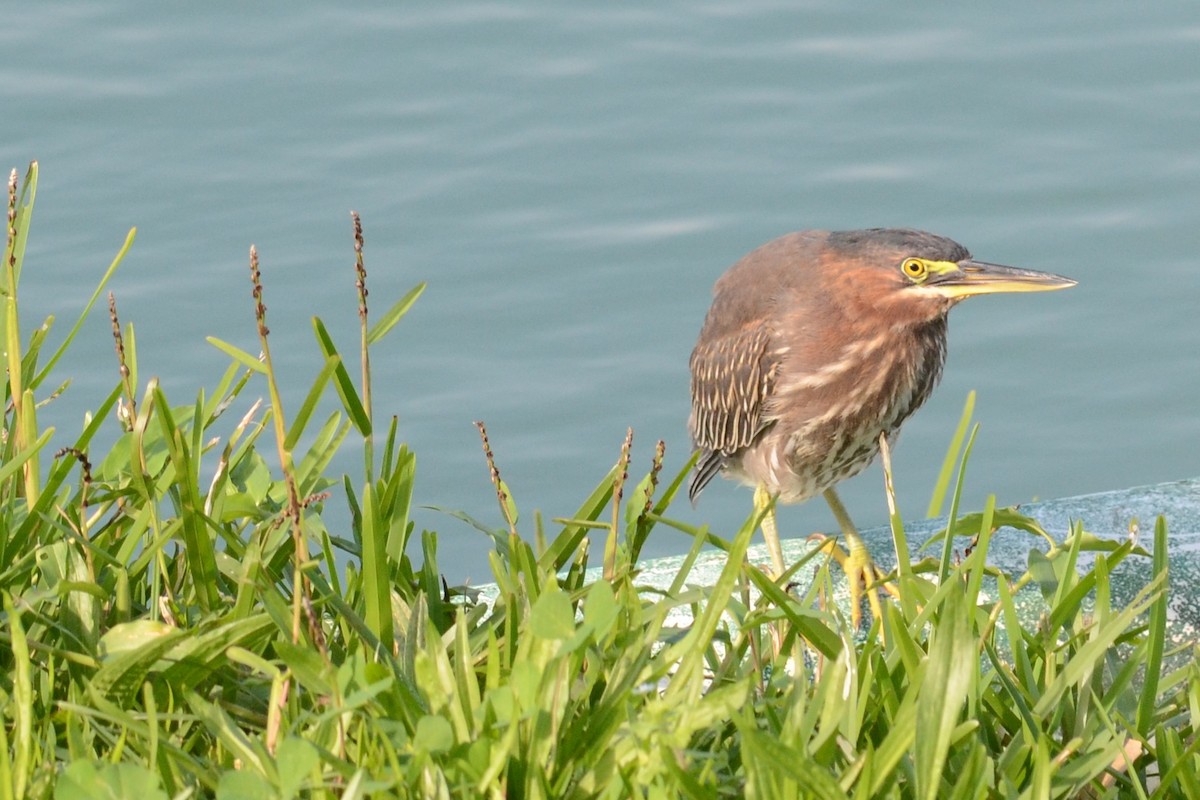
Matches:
[[2, 162, 1195, 797]]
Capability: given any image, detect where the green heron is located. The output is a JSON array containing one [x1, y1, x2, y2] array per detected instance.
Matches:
[[688, 228, 1074, 624]]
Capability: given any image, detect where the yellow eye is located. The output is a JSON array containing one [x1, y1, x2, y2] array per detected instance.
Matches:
[[902, 258, 927, 281]]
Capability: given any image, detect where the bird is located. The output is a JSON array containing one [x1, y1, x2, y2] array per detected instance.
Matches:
[[688, 228, 1075, 625]]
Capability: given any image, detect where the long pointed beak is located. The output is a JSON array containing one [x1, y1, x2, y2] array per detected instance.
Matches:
[[929, 259, 1077, 299]]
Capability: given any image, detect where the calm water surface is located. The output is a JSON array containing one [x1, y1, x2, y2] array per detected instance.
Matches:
[[4, 3, 1199, 582]]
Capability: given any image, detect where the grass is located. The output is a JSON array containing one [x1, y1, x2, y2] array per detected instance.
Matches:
[[2, 161, 1197, 798]]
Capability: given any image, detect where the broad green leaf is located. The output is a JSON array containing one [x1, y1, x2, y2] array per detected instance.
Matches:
[[160, 615, 276, 688], [56, 761, 167, 800], [97, 619, 177, 659], [583, 579, 619, 640], [215, 769, 275, 800], [530, 586, 575, 641], [276, 737, 319, 800], [415, 715, 453, 755], [748, 568, 842, 660], [92, 626, 187, 704]]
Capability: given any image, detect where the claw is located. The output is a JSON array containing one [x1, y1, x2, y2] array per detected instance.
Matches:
[[756, 484, 899, 631], [820, 487, 898, 631], [809, 532, 888, 629]]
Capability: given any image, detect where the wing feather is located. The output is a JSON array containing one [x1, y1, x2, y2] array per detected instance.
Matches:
[[688, 324, 778, 501]]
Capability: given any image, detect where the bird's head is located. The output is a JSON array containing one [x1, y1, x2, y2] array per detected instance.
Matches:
[[822, 228, 1076, 327]]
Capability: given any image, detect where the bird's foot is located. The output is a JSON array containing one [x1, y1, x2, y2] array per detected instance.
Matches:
[[808, 534, 894, 629]]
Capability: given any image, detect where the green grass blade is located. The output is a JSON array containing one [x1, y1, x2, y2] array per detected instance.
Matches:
[[540, 465, 617, 572], [124, 321, 138, 396], [740, 722, 845, 800], [0, 427, 54, 486], [380, 445, 416, 565], [284, 353, 341, 451], [928, 390, 974, 518], [366, 281, 425, 345], [185, 692, 276, 783], [359, 483, 394, 655], [963, 495, 995, 612], [664, 508, 757, 703], [312, 316, 371, 436], [863, 696, 917, 796], [916, 587, 974, 800], [747, 569, 842, 659], [938, 423, 978, 584], [152, 386, 220, 611], [33, 227, 136, 388], [205, 336, 268, 374], [2, 593, 32, 800], [1136, 516, 1168, 733], [1031, 572, 1165, 718]]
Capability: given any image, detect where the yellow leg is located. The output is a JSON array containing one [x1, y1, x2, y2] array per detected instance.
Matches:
[[754, 483, 786, 577], [822, 487, 885, 629]]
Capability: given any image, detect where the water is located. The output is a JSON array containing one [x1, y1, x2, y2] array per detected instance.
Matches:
[[4, 2, 1199, 584]]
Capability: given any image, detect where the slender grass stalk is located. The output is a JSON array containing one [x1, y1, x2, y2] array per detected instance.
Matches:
[[352, 211, 374, 481], [475, 420, 517, 537], [108, 293, 137, 426], [248, 246, 310, 647]]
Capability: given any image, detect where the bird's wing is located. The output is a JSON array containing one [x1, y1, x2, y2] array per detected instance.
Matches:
[[688, 322, 779, 500]]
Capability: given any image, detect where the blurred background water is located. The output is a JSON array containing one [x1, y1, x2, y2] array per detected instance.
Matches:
[[3, 2, 1198, 584]]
